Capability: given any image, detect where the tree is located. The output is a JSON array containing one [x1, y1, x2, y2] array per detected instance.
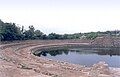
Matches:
[[34, 30, 44, 39], [1, 23, 22, 41], [24, 25, 35, 40], [86, 32, 98, 40], [40, 34, 47, 39], [48, 33, 63, 39]]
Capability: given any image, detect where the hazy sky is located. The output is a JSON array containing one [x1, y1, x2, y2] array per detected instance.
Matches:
[[0, 0, 120, 34]]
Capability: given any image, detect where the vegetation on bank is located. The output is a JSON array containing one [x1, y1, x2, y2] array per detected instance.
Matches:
[[0, 19, 120, 41]]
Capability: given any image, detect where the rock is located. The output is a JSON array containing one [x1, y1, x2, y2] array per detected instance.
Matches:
[[98, 74, 112, 77], [91, 61, 110, 75]]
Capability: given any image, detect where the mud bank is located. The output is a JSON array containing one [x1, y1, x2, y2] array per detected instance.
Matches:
[[0, 40, 120, 77]]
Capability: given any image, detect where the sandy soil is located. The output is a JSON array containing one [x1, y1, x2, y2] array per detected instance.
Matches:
[[0, 40, 120, 77]]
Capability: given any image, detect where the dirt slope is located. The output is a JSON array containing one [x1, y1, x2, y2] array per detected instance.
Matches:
[[0, 40, 120, 77]]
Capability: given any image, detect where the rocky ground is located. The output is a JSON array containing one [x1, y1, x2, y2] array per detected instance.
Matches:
[[0, 40, 120, 77]]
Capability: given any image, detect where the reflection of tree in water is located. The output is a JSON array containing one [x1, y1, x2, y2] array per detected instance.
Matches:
[[35, 47, 120, 57], [34, 51, 44, 56], [40, 51, 47, 56], [41, 49, 69, 56], [94, 48, 120, 56]]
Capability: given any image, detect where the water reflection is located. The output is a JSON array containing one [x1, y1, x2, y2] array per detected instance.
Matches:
[[94, 48, 120, 56], [35, 47, 120, 67], [38, 48, 120, 57], [37, 49, 69, 56]]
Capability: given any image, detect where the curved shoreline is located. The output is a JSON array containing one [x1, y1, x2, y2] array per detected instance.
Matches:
[[0, 40, 120, 77]]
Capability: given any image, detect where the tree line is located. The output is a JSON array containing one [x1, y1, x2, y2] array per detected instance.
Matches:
[[0, 19, 120, 41]]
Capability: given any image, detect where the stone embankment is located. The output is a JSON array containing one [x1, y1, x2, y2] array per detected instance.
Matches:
[[0, 40, 120, 77]]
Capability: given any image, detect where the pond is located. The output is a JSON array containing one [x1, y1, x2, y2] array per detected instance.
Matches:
[[36, 47, 120, 67]]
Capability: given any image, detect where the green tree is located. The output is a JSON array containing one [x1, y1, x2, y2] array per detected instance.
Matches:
[[86, 32, 98, 40], [0, 20, 4, 41], [24, 25, 35, 40], [48, 33, 63, 39], [34, 30, 44, 39], [1, 23, 22, 41]]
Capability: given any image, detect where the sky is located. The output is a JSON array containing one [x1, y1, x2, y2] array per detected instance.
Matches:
[[0, 0, 120, 34]]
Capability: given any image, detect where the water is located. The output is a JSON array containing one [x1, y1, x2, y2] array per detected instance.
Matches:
[[37, 47, 120, 67]]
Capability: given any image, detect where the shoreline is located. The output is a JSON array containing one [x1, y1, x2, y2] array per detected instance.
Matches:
[[0, 40, 120, 77]]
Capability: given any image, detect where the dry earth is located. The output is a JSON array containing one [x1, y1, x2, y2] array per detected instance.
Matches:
[[0, 40, 120, 77]]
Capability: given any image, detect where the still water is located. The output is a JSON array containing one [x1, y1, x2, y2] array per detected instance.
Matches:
[[37, 47, 120, 67]]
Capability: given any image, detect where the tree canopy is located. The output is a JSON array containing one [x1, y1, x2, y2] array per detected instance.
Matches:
[[0, 19, 119, 41]]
